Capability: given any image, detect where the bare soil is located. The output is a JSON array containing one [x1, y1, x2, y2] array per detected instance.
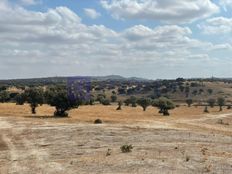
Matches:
[[0, 103, 232, 174]]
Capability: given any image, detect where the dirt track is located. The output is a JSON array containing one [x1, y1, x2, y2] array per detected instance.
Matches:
[[0, 105, 232, 174]]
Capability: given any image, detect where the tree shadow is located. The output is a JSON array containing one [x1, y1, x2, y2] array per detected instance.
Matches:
[[23, 115, 70, 119]]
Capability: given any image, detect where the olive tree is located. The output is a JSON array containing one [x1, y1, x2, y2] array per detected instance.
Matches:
[[153, 97, 175, 116], [207, 98, 216, 108], [137, 98, 151, 111], [15, 93, 27, 105], [45, 89, 82, 117], [25, 88, 44, 114], [217, 97, 225, 111], [0, 91, 10, 103], [116, 101, 122, 110], [186, 99, 193, 107]]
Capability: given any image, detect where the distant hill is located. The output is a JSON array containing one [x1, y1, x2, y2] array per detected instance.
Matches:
[[0, 75, 150, 86]]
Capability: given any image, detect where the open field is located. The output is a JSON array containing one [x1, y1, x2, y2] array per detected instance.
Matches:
[[0, 103, 232, 173]]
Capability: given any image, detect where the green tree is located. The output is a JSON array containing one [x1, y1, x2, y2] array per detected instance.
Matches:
[[137, 98, 151, 111], [97, 94, 106, 104], [124, 98, 130, 106], [130, 96, 137, 107], [0, 91, 10, 103], [111, 95, 117, 102], [153, 97, 175, 116], [25, 88, 44, 114], [45, 89, 81, 117], [15, 93, 27, 105], [207, 98, 216, 108], [217, 97, 225, 111], [207, 89, 213, 95], [101, 99, 111, 105], [186, 99, 193, 107]]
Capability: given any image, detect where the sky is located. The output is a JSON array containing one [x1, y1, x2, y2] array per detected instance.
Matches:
[[0, 0, 232, 80]]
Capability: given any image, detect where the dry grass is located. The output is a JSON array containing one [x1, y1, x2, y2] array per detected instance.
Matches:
[[0, 103, 230, 123], [0, 103, 232, 173]]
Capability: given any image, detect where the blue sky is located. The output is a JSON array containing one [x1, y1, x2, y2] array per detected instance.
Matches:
[[0, 0, 232, 79]]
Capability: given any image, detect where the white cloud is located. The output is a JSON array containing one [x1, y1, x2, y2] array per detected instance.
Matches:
[[199, 17, 232, 34], [101, 0, 219, 23], [219, 0, 232, 11], [0, 0, 231, 79], [84, 8, 101, 19], [20, 0, 38, 5]]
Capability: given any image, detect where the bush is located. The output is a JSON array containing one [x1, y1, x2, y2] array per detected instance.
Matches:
[[94, 119, 103, 124], [101, 99, 111, 105], [120, 144, 133, 153]]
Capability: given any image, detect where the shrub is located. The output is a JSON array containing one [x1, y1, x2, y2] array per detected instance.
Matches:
[[94, 119, 103, 124], [120, 144, 133, 153], [101, 99, 111, 105]]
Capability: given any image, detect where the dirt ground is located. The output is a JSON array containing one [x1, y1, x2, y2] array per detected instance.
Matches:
[[0, 103, 232, 174]]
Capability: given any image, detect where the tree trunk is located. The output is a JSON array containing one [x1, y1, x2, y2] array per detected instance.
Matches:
[[219, 106, 222, 111], [163, 109, 170, 116], [31, 107, 36, 114]]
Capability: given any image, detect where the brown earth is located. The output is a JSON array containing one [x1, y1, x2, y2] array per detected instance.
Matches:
[[0, 103, 232, 174]]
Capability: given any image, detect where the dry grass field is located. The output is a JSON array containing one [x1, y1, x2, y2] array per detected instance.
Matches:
[[0, 103, 232, 173]]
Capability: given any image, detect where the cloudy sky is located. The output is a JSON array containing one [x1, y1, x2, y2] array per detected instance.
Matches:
[[0, 0, 232, 79]]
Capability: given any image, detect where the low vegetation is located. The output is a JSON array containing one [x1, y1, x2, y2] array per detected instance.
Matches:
[[120, 144, 133, 153]]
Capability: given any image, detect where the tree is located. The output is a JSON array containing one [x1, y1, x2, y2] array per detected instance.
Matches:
[[124, 98, 130, 106], [186, 99, 193, 107], [111, 95, 117, 102], [130, 96, 137, 107], [207, 98, 216, 108], [217, 97, 225, 111], [153, 97, 175, 116], [207, 89, 213, 95], [15, 93, 27, 105], [101, 99, 111, 105], [204, 106, 209, 113], [116, 101, 122, 110], [0, 91, 10, 103], [25, 88, 44, 114], [45, 89, 81, 117], [97, 94, 106, 104], [137, 98, 151, 111]]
